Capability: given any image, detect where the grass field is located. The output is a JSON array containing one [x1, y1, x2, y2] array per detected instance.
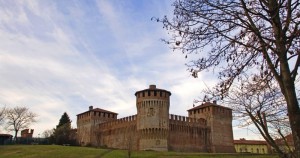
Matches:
[[0, 145, 279, 158]]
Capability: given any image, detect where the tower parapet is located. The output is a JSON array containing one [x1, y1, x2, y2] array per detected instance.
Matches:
[[188, 102, 235, 153], [135, 85, 171, 151], [76, 85, 235, 153], [76, 106, 118, 146]]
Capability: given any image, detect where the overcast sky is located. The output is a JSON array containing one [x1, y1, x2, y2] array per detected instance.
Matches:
[[0, 0, 261, 140]]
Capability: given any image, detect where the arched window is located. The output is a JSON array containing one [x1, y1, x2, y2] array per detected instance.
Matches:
[[257, 148, 259, 153], [240, 148, 242, 152], [262, 148, 265, 153]]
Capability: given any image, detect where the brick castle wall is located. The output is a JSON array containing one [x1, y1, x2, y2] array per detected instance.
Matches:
[[76, 85, 235, 153]]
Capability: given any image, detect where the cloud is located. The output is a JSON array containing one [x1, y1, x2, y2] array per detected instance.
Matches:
[[0, 0, 254, 140]]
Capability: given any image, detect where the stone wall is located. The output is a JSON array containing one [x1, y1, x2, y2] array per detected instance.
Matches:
[[188, 103, 235, 153], [76, 85, 235, 153], [77, 108, 117, 146], [97, 115, 138, 150], [168, 114, 210, 152]]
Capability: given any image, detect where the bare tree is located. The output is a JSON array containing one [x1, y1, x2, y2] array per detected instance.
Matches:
[[0, 106, 6, 126], [42, 129, 54, 138], [215, 78, 293, 157], [158, 0, 300, 156], [5, 106, 37, 142]]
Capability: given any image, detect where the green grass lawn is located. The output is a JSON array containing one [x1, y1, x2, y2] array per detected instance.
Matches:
[[0, 145, 279, 158]]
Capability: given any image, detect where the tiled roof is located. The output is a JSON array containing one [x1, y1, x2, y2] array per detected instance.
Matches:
[[91, 108, 118, 114], [0, 134, 13, 137], [134, 85, 171, 96], [234, 139, 268, 145], [77, 107, 118, 116], [187, 102, 232, 111]]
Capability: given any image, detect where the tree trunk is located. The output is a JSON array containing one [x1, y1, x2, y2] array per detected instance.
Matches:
[[14, 130, 18, 144], [280, 62, 300, 158], [284, 87, 300, 157]]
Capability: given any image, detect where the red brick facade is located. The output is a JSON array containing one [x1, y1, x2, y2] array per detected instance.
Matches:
[[77, 85, 235, 153], [21, 129, 34, 138]]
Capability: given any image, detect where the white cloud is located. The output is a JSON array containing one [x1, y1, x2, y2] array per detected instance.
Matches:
[[0, 0, 256, 141]]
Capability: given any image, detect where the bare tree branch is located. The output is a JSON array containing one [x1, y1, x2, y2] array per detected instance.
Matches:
[[158, 0, 300, 156], [5, 106, 37, 142]]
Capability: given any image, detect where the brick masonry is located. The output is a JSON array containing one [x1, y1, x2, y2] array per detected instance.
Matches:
[[76, 85, 235, 153]]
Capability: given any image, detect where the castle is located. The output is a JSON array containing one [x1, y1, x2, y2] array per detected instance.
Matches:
[[76, 85, 235, 152]]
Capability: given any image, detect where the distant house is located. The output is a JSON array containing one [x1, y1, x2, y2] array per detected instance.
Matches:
[[0, 134, 13, 145], [234, 138, 269, 154]]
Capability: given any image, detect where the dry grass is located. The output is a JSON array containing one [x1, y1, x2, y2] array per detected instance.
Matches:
[[0, 145, 279, 158]]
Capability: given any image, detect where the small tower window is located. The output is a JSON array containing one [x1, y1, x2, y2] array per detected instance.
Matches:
[[160, 91, 162, 97], [148, 91, 151, 96], [142, 92, 145, 97], [147, 108, 155, 116], [154, 91, 157, 96]]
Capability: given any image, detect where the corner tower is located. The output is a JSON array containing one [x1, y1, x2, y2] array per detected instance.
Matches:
[[188, 101, 235, 153], [135, 85, 171, 151]]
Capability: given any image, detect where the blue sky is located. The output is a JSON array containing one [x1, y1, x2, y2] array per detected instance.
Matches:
[[0, 0, 261, 140]]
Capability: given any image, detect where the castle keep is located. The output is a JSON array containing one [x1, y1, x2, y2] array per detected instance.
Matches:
[[77, 85, 235, 152]]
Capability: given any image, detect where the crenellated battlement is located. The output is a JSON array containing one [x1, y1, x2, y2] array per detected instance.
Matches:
[[99, 115, 137, 130], [135, 85, 171, 100], [169, 114, 207, 126], [21, 129, 34, 138], [76, 85, 234, 153]]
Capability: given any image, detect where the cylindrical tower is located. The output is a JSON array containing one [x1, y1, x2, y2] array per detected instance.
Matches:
[[135, 85, 171, 151]]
